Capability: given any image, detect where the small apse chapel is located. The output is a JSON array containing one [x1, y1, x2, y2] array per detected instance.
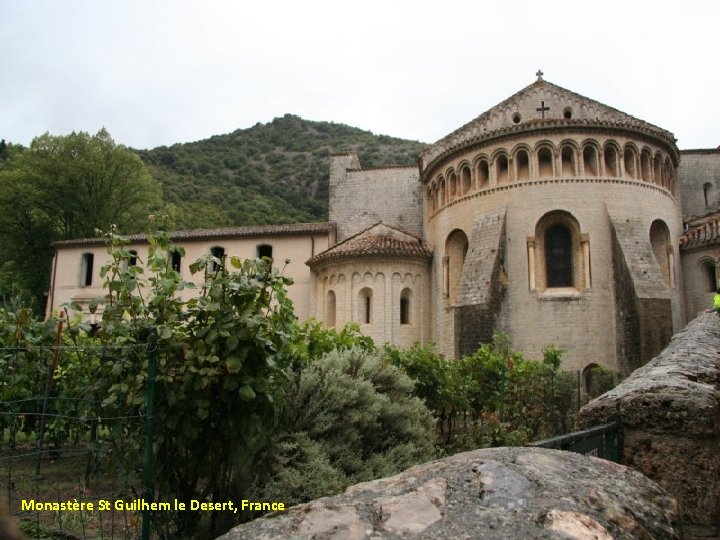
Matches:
[[47, 75, 720, 379]]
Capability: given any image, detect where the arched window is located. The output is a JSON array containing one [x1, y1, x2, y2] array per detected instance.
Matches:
[[445, 230, 469, 303], [477, 160, 489, 189], [461, 166, 471, 195], [448, 171, 457, 201], [624, 147, 637, 179], [704, 182, 715, 208], [81, 253, 94, 287], [641, 150, 652, 181], [561, 145, 576, 177], [515, 149, 530, 180], [604, 145, 619, 177], [654, 154, 663, 186], [358, 287, 373, 324], [400, 288, 412, 325], [700, 260, 717, 293], [537, 147, 553, 177], [650, 220, 672, 286], [326, 290, 336, 328], [496, 154, 509, 184], [545, 224, 573, 287], [530, 211, 588, 292], [438, 177, 446, 207], [583, 145, 599, 176]]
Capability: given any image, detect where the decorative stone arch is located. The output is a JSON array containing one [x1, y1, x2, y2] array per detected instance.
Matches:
[[581, 140, 601, 176], [458, 162, 472, 195], [357, 286, 373, 324], [623, 143, 639, 179], [534, 142, 555, 178], [650, 219, 673, 287], [400, 287, 413, 325], [444, 229, 469, 304], [528, 210, 590, 292], [603, 141, 621, 177], [697, 256, 718, 293], [662, 157, 674, 193], [447, 169, 458, 201], [559, 140, 579, 177], [653, 153, 663, 187], [326, 290, 337, 328], [474, 155, 490, 189], [426, 185, 435, 213], [511, 144, 532, 181], [640, 147, 653, 181], [438, 176, 446, 207], [492, 149, 510, 185], [703, 181, 716, 209]]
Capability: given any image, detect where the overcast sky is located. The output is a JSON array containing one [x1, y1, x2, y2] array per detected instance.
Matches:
[[2, 0, 718, 150]]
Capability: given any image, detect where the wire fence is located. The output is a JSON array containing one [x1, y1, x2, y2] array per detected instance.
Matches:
[[1, 342, 157, 540]]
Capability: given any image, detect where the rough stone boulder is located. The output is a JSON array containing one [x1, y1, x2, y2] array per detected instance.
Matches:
[[217, 447, 678, 539], [578, 312, 720, 533]]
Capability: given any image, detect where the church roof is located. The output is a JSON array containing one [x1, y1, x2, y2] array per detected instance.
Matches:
[[419, 75, 678, 174], [307, 222, 433, 268], [53, 222, 335, 247], [680, 212, 720, 251]]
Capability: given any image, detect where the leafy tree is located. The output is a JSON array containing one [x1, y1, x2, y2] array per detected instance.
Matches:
[[0, 129, 162, 312]]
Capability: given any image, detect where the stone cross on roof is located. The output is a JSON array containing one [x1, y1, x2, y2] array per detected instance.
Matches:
[[536, 69, 544, 81]]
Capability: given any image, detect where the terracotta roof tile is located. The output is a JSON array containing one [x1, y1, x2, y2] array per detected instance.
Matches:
[[307, 222, 432, 267]]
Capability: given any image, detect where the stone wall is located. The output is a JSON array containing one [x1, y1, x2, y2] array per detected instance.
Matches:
[[329, 153, 422, 242], [578, 312, 720, 535], [678, 150, 720, 220], [218, 447, 678, 539]]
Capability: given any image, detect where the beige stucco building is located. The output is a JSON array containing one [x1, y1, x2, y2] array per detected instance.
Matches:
[[47, 76, 719, 380]]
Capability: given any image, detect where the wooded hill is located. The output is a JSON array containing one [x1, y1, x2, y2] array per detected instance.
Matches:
[[136, 114, 426, 229]]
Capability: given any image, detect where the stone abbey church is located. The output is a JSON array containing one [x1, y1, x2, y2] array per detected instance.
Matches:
[[48, 76, 720, 379]]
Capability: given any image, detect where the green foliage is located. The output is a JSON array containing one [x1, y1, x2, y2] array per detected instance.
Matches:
[[248, 347, 436, 511], [585, 364, 619, 398], [0, 129, 163, 312], [289, 318, 375, 366], [386, 336, 580, 453], [80, 225, 294, 537], [136, 114, 426, 229]]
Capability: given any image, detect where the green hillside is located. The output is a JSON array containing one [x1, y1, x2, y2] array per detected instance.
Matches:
[[136, 114, 426, 229]]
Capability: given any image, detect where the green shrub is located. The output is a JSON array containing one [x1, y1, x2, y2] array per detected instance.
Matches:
[[248, 347, 437, 509]]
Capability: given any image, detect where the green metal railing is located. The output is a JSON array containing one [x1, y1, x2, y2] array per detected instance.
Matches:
[[527, 422, 622, 462]]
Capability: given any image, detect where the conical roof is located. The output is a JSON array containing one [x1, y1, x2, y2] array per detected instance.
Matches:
[[420, 75, 678, 173], [307, 222, 432, 268]]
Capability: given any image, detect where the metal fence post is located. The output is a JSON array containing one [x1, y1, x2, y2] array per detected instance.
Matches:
[[142, 335, 158, 540]]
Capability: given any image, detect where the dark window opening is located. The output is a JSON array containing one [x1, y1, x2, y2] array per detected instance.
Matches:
[[128, 250, 138, 267], [257, 244, 273, 259], [210, 246, 225, 272], [705, 263, 717, 292], [82, 253, 94, 287], [171, 250, 182, 272], [365, 296, 372, 324], [400, 297, 410, 325], [545, 225, 573, 287]]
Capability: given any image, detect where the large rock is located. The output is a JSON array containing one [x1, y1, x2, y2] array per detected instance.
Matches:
[[217, 446, 678, 539], [578, 312, 720, 533]]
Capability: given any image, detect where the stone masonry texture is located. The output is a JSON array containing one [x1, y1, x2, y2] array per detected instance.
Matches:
[[578, 312, 720, 535], [217, 447, 678, 540]]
